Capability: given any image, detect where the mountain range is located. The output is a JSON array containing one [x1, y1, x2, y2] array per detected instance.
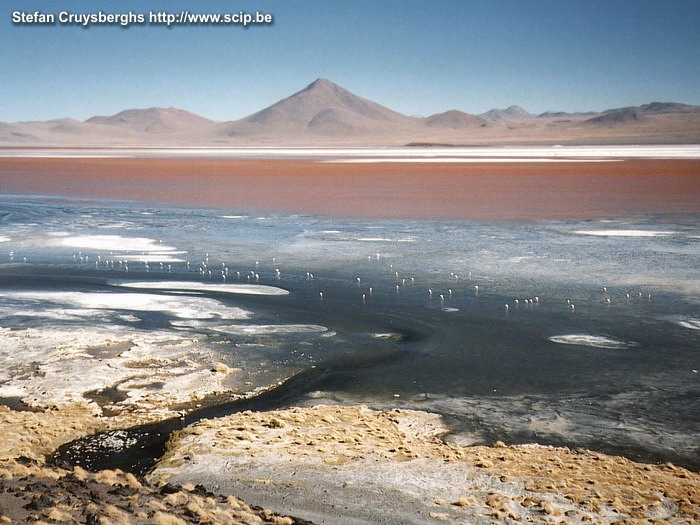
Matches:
[[2, 78, 699, 146]]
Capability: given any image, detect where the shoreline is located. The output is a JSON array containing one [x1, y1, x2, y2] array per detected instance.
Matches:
[[1, 401, 698, 524], [1, 157, 699, 220], [152, 404, 700, 524]]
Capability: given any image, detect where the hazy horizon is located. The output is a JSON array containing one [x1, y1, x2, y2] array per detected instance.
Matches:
[[2, 0, 700, 122], [5, 76, 700, 126]]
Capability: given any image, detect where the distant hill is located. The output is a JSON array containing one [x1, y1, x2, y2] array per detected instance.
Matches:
[[607, 102, 700, 115], [538, 111, 597, 118], [479, 106, 532, 120], [1, 80, 699, 145], [0, 122, 41, 144], [425, 110, 487, 128], [86, 107, 213, 133], [586, 108, 644, 124]]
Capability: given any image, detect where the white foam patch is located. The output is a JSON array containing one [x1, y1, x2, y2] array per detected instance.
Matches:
[[0, 237, 10, 243], [0, 291, 251, 320], [220, 215, 248, 219], [109, 281, 289, 296], [548, 334, 639, 349], [55, 234, 179, 253], [573, 230, 675, 237]]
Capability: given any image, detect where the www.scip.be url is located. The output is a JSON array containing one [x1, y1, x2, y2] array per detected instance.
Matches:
[[150, 10, 273, 27], [11, 11, 274, 28]]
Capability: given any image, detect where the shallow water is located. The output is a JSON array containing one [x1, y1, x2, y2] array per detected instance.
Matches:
[[1, 196, 698, 468]]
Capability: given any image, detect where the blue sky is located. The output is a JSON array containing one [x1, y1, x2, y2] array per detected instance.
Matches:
[[2, 0, 699, 122]]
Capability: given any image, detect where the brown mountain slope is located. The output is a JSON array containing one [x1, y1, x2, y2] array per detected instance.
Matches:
[[585, 108, 645, 124], [2, 80, 699, 145], [425, 110, 488, 128], [479, 105, 533, 120], [219, 78, 420, 137], [86, 107, 213, 134]]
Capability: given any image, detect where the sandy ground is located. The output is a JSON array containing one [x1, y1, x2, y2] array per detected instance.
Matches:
[[150, 405, 700, 524], [1, 403, 698, 524], [1, 157, 699, 220]]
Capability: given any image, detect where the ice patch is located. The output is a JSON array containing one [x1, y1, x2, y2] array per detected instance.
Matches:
[[117, 314, 141, 323], [373, 333, 403, 340], [548, 334, 639, 349], [0, 385, 26, 398], [356, 238, 416, 243], [506, 256, 532, 263], [4, 308, 109, 321], [573, 230, 675, 237], [674, 317, 700, 330], [55, 234, 178, 252], [0, 324, 239, 409], [169, 320, 327, 335], [0, 291, 251, 320], [117, 254, 186, 263], [109, 280, 289, 296], [210, 324, 328, 335]]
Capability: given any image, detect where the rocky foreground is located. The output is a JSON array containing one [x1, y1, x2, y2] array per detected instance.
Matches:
[[1, 403, 699, 524], [0, 459, 309, 524]]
